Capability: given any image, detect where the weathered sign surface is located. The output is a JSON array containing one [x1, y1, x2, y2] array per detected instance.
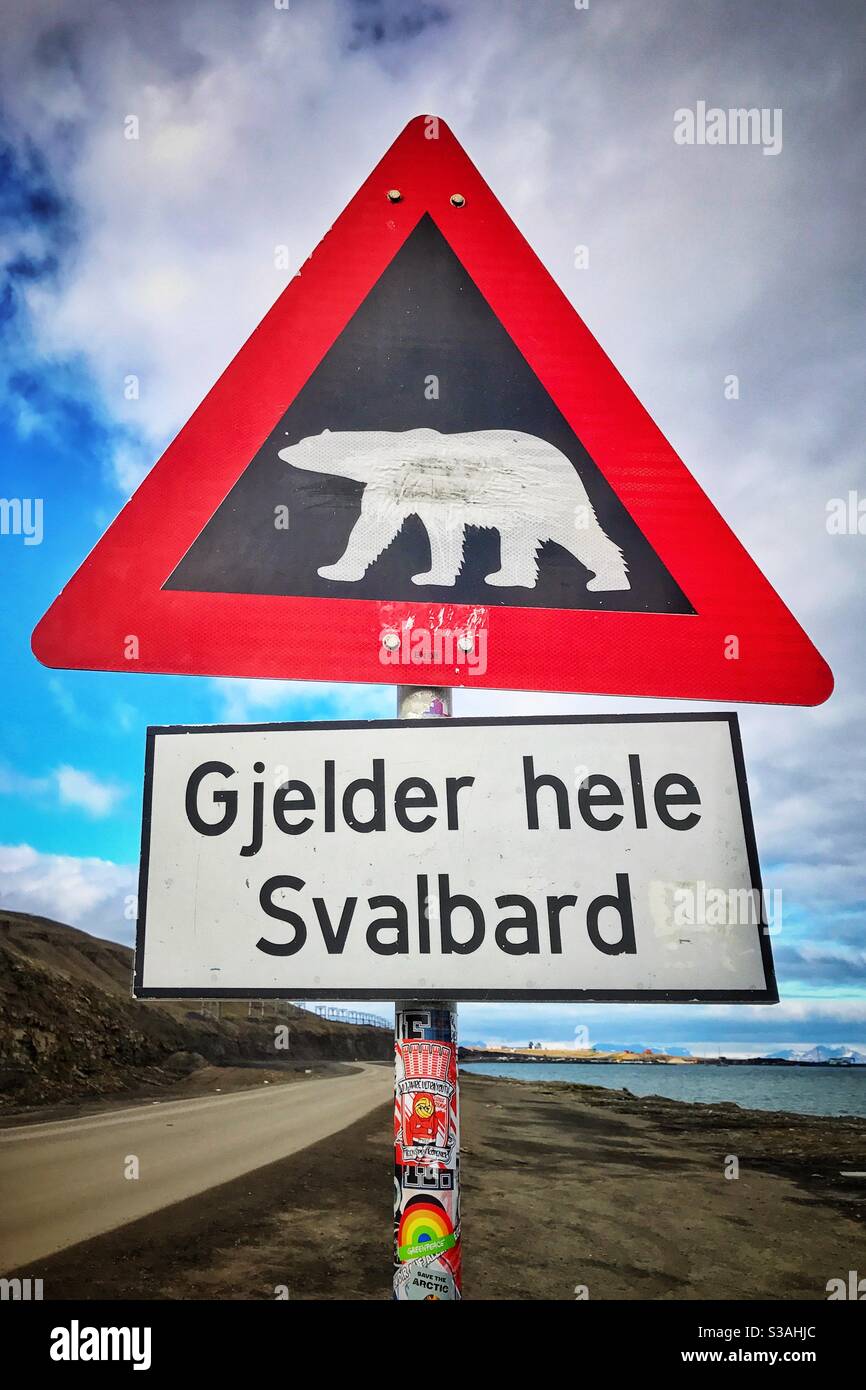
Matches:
[[134, 713, 776, 1002]]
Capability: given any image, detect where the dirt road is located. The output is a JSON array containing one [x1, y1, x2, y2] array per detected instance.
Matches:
[[7, 1072, 865, 1299], [0, 1063, 391, 1272]]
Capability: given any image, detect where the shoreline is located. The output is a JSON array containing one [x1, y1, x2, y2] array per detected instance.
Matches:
[[461, 1058, 866, 1121]]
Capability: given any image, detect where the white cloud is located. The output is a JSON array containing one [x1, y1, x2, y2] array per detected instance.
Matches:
[[0, 763, 127, 819], [0, 766, 48, 798], [0, 843, 136, 943], [695, 999, 866, 1025], [54, 765, 126, 817], [110, 440, 152, 494], [211, 677, 392, 723]]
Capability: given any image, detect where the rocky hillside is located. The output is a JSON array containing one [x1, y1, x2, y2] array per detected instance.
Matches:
[[0, 909, 391, 1108]]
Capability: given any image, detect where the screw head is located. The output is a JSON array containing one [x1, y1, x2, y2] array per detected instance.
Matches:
[[450, 193, 466, 207], [457, 634, 474, 653], [387, 189, 403, 203], [381, 630, 400, 650]]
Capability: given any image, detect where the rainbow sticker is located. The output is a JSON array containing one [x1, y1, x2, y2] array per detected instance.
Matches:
[[397, 1197, 456, 1262]]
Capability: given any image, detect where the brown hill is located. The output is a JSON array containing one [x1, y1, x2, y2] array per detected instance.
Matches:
[[0, 909, 391, 1108]]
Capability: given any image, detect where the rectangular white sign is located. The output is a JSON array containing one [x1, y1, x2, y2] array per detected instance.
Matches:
[[134, 714, 776, 1002]]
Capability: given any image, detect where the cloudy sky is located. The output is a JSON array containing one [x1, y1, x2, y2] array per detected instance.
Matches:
[[1, 0, 863, 1053]]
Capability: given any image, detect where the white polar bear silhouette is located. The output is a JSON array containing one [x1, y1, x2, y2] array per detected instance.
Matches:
[[277, 428, 630, 591]]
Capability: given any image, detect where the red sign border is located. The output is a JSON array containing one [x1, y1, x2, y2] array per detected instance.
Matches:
[[32, 116, 832, 706]]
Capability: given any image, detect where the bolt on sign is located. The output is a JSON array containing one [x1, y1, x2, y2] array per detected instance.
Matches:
[[133, 714, 776, 1003], [32, 116, 831, 705]]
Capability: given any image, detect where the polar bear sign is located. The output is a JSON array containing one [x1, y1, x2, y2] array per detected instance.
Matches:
[[277, 428, 630, 592], [32, 116, 831, 704]]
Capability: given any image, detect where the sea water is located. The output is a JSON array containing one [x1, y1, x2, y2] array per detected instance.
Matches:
[[461, 1061, 866, 1118]]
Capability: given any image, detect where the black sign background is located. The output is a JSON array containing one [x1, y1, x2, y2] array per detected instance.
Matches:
[[166, 216, 692, 615]]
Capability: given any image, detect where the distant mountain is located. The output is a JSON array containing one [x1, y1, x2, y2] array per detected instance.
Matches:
[[591, 1042, 693, 1058], [766, 1045, 866, 1064]]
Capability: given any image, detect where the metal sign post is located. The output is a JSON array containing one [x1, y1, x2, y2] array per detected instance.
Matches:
[[393, 686, 461, 1301]]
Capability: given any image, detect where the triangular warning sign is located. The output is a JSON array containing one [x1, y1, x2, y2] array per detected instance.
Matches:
[[33, 117, 832, 705]]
